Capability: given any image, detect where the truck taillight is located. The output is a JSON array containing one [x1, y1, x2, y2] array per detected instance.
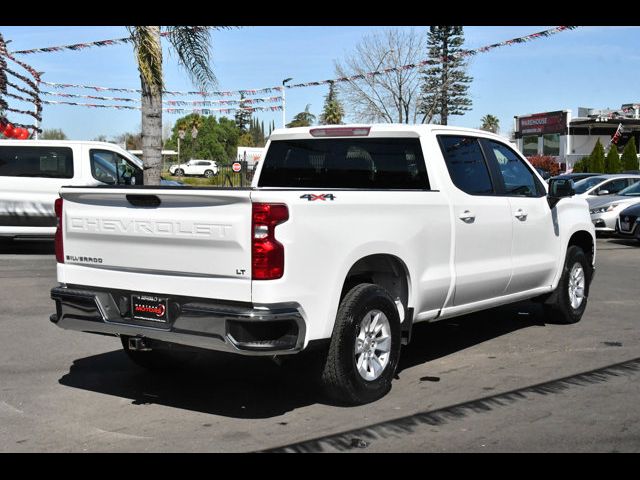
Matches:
[[54, 197, 64, 263], [252, 203, 288, 280]]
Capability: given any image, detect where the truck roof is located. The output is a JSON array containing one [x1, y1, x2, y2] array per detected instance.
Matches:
[[268, 124, 511, 143], [0, 139, 125, 148]]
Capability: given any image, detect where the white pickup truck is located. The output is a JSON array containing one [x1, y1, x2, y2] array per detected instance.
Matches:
[[50, 125, 596, 404]]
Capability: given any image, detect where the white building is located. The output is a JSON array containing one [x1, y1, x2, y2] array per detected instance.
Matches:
[[514, 104, 640, 171]]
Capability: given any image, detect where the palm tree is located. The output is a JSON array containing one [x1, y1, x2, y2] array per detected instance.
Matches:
[[286, 104, 316, 128], [127, 26, 217, 185], [480, 114, 500, 134]]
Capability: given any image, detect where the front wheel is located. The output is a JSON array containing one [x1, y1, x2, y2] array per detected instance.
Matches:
[[204, 169, 214, 178], [320, 283, 402, 405], [174, 169, 184, 177], [544, 245, 592, 324]]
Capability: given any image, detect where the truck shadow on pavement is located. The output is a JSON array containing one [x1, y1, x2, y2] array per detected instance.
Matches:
[[58, 301, 547, 419]]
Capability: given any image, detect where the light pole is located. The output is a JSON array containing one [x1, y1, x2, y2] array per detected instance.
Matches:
[[178, 128, 185, 163], [282, 77, 292, 128]]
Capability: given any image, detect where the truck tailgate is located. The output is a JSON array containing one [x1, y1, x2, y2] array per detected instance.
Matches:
[[59, 188, 253, 302]]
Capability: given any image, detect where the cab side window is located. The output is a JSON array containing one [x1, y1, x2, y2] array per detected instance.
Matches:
[[437, 135, 494, 195], [485, 140, 544, 197], [90, 150, 140, 185]]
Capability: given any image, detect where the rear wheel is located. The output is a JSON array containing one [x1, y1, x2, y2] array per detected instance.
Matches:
[[544, 245, 592, 324], [320, 283, 402, 405]]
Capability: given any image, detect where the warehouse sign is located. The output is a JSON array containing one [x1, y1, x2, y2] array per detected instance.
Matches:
[[518, 111, 567, 135]]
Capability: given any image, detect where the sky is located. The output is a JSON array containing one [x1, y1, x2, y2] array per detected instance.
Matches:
[[1, 25, 639, 141]]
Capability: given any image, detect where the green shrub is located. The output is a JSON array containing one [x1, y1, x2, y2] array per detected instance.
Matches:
[[621, 137, 639, 171], [589, 139, 605, 173], [604, 146, 621, 173]]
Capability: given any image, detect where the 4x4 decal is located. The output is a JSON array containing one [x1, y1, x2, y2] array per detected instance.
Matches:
[[300, 194, 336, 201]]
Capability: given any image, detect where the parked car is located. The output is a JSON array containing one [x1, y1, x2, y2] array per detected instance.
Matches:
[[0, 140, 173, 240], [169, 159, 218, 177], [549, 172, 601, 183], [572, 174, 640, 198], [588, 180, 640, 233], [616, 202, 640, 243], [50, 124, 596, 405], [534, 167, 552, 181]]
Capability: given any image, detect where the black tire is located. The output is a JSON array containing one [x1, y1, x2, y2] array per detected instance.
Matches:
[[204, 170, 214, 178], [544, 245, 592, 324], [120, 336, 195, 370], [174, 169, 184, 177], [320, 283, 402, 405]]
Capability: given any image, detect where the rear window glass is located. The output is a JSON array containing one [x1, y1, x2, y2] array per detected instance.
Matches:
[[0, 146, 74, 178], [258, 138, 429, 189]]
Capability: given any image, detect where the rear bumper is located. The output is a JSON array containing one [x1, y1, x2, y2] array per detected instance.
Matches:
[[50, 285, 306, 356]]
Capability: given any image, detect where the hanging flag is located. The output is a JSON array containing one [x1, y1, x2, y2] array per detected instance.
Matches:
[[610, 123, 623, 145]]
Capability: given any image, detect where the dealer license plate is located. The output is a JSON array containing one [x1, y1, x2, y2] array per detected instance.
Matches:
[[131, 294, 169, 323]]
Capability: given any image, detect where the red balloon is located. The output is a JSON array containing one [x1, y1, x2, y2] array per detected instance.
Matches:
[[18, 129, 29, 140], [3, 124, 15, 138]]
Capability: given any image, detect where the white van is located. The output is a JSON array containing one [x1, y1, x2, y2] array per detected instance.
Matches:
[[0, 140, 152, 239]]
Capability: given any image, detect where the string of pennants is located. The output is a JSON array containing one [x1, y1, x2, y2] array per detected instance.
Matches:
[[9, 26, 210, 56], [40, 90, 283, 106], [41, 99, 283, 115], [40, 81, 282, 97], [2, 25, 579, 136], [0, 33, 42, 138], [37, 26, 579, 98]]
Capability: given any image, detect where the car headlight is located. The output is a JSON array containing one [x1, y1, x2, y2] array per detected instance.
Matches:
[[590, 204, 619, 214]]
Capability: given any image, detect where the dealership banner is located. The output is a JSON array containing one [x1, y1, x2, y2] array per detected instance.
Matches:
[[518, 111, 567, 135]]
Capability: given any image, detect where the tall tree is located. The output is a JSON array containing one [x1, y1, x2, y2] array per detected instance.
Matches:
[[335, 28, 426, 124], [286, 104, 316, 128], [589, 139, 606, 173], [319, 81, 345, 125], [419, 26, 473, 125], [128, 26, 218, 185], [41, 128, 68, 140], [480, 114, 500, 134], [621, 137, 639, 171], [604, 146, 621, 173], [234, 94, 252, 133]]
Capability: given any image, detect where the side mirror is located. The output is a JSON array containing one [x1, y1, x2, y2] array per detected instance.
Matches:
[[547, 178, 574, 208], [597, 190, 610, 196]]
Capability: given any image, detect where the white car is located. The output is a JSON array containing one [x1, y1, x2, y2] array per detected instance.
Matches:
[[50, 124, 596, 405], [588, 180, 640, 233], [572, 174, 640, 198], [169, 159, 218, 177], [0, 140, 149, 240]]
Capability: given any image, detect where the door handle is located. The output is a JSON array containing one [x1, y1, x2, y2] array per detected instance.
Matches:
[[514, 208, 528, 221], [459, 210, 476, 223]]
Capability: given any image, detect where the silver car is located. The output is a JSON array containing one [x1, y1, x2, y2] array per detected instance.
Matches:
[[588, 180, 640, 233]]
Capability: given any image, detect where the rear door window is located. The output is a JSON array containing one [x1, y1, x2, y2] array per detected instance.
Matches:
[[0, 146, 74, 178], [437, 135, 494, 195], [258, 138, 429, 189], [90, 150, 139, 185]]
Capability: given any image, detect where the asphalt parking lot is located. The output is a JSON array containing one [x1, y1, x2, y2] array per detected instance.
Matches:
[[0, 237, 639, 452]]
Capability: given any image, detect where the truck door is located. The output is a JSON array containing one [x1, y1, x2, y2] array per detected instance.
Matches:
[[437, 135, 513, 306], [481, 139, 559, 294]]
